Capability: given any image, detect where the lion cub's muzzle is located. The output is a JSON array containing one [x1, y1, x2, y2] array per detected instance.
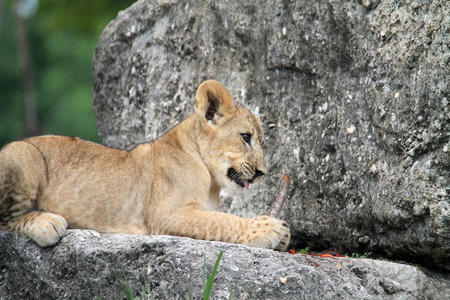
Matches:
[[227, 168, 265, 189]]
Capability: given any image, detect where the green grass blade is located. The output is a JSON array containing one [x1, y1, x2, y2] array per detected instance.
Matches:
[[145, 283, 154, 300], [121, 265, 135, 300], [202, 255, 207, 290], [188, 282, 193, 300], [112, 264, 135, 300], [228, 281, 234, 300], [202, 251, 224, 300]]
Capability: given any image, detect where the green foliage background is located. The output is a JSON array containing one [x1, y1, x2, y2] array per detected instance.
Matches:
[[0, 0, 135, 147]]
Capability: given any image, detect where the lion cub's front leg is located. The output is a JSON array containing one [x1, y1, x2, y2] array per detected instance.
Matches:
[[242, 215, 290, 251], [162, 209, 290, 251]]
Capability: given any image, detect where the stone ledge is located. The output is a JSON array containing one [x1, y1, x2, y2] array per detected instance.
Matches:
[[1, 230, 448, 299]]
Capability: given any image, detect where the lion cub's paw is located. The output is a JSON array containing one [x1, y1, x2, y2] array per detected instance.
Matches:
[[244, 215, 290, 251], [24, 212, 68, 247]]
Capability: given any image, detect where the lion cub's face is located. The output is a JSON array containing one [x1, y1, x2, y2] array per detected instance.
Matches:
[[194, 81, 267, 192], [208, 105, 266, 192]]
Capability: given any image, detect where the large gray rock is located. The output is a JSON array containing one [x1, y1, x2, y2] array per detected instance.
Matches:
[[92, 0, 449, 270], [1, 230, 449, 299]]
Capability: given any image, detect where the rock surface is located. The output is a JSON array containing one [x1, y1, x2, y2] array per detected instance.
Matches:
[[92, 0, 449, 270], [1, 230, 449, 299]]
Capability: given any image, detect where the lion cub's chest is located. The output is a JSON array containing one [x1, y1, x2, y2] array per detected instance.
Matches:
[[202, 185, 221, 211]]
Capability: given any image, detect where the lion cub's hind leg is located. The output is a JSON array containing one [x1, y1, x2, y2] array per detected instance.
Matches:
[[0, 141, 68, 247]]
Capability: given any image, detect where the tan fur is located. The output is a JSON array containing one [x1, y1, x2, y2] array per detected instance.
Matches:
[[0, 80, 290, 250]]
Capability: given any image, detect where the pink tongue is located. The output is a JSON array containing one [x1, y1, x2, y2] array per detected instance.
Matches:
[[243, 180, 249, 190]]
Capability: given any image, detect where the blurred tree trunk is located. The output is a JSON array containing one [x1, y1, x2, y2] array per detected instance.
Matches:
[[15, 1, 40, 137], [0, 0, 3, 39]]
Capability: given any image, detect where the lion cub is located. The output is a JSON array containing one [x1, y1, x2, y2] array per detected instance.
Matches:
[[0, 80, 290, 250]]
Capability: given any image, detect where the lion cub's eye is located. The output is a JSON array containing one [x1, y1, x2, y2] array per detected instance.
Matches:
[[241, 133, 252, 145]]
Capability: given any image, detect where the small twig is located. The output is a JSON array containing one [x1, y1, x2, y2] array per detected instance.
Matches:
[[269, 175, 292, 218]]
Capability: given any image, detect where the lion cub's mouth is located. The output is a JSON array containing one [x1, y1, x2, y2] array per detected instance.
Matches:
[[227, 168, 253, 189]]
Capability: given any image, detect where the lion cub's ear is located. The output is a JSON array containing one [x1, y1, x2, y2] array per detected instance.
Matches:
[[194, 80, 235, 126]]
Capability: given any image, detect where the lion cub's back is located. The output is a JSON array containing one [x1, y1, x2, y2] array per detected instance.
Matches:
[[24, 134, 137, 193], [24, 135, 147, 231], [24, 135, 128, 166]]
